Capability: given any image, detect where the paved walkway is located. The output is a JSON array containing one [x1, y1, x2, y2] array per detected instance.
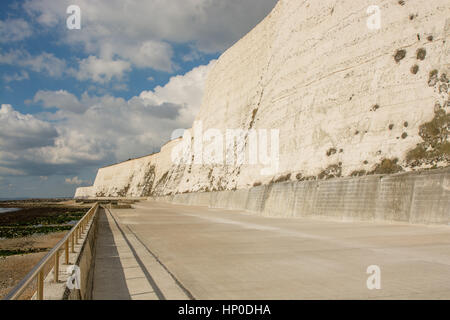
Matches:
[[92, 201, 450, 299], [92, 208, 189, 300]]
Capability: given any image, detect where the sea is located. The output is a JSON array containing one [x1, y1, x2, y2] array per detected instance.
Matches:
[[0, 208, 21, 213], [0, 198, 26, 214]]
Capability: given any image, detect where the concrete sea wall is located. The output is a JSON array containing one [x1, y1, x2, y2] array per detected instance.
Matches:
[[156, 167, 450, 225]]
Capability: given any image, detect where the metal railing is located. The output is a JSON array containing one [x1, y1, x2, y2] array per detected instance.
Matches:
[[3, 203, 99, 300]]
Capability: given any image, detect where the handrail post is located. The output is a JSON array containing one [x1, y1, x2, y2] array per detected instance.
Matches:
[[37, 271, 44, 300], [71, 233, 75, 253], [54, 251, 59, 283], [65, 241, 69, 265]]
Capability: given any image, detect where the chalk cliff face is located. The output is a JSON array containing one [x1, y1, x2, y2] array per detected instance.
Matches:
[[76, 0, 449, 199]]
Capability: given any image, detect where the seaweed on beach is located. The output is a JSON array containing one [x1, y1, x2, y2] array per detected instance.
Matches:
[[0, 225, 72, 239], [0, 248, 49, 257]]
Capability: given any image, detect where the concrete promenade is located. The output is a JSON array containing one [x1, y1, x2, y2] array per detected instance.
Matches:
[[91, 201, 450, 300]]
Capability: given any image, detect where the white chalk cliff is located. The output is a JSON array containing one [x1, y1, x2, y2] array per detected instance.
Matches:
[[76, 0, 449, 199]]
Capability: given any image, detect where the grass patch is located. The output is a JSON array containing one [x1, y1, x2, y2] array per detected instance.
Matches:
[[428, 69, 439, 87], [370, 158, 403, 175], [351, 170, 367, 177], [406, 109, 450, 166], [411, 64, 419, 74], [318, 164, 342, 180], [416, 48, 426, 60], [273, 173, 291, 183], [394, 49, 406, 63]]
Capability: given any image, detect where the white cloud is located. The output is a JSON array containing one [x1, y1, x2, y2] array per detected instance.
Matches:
[[23, 0, 277, 72], [125, 41, 174, 72], [0, 167, 25, 176], [0, 50, 66, 78], [139, 60, 216, 125], [0, 18, 32, 42], [3, 71, 29, 83], [34, 90, 86, 114], [0, 61, 215, 177], [0, 104, 58, 151], [65, 176, 86, 185], [74, 56, 131, 83]]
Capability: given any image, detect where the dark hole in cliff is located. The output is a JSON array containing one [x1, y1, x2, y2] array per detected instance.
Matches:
[[389, 124, 394, 130], [371, 104, 380, 111], [416, 48, 426, 60], [398, 0, 405, 5], [427, 35, 433, 42], [402, 132, 408, 139], [404, 121, 409, 127], [410, 64, 419, 74], [363, 160, 369, 165], [326, 148, 337, 157], [253, 182, 262, 187], [394, 49, 406, 63]]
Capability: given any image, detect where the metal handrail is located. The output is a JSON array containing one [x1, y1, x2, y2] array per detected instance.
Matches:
[[3, 202, 99, 300]]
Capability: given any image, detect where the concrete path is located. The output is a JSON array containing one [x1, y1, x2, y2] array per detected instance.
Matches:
[[93, 201, 450, 300], [92, 208, 189, 300]]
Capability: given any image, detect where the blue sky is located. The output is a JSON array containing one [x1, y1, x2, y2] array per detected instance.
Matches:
[[0, 0, 276, 198]]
